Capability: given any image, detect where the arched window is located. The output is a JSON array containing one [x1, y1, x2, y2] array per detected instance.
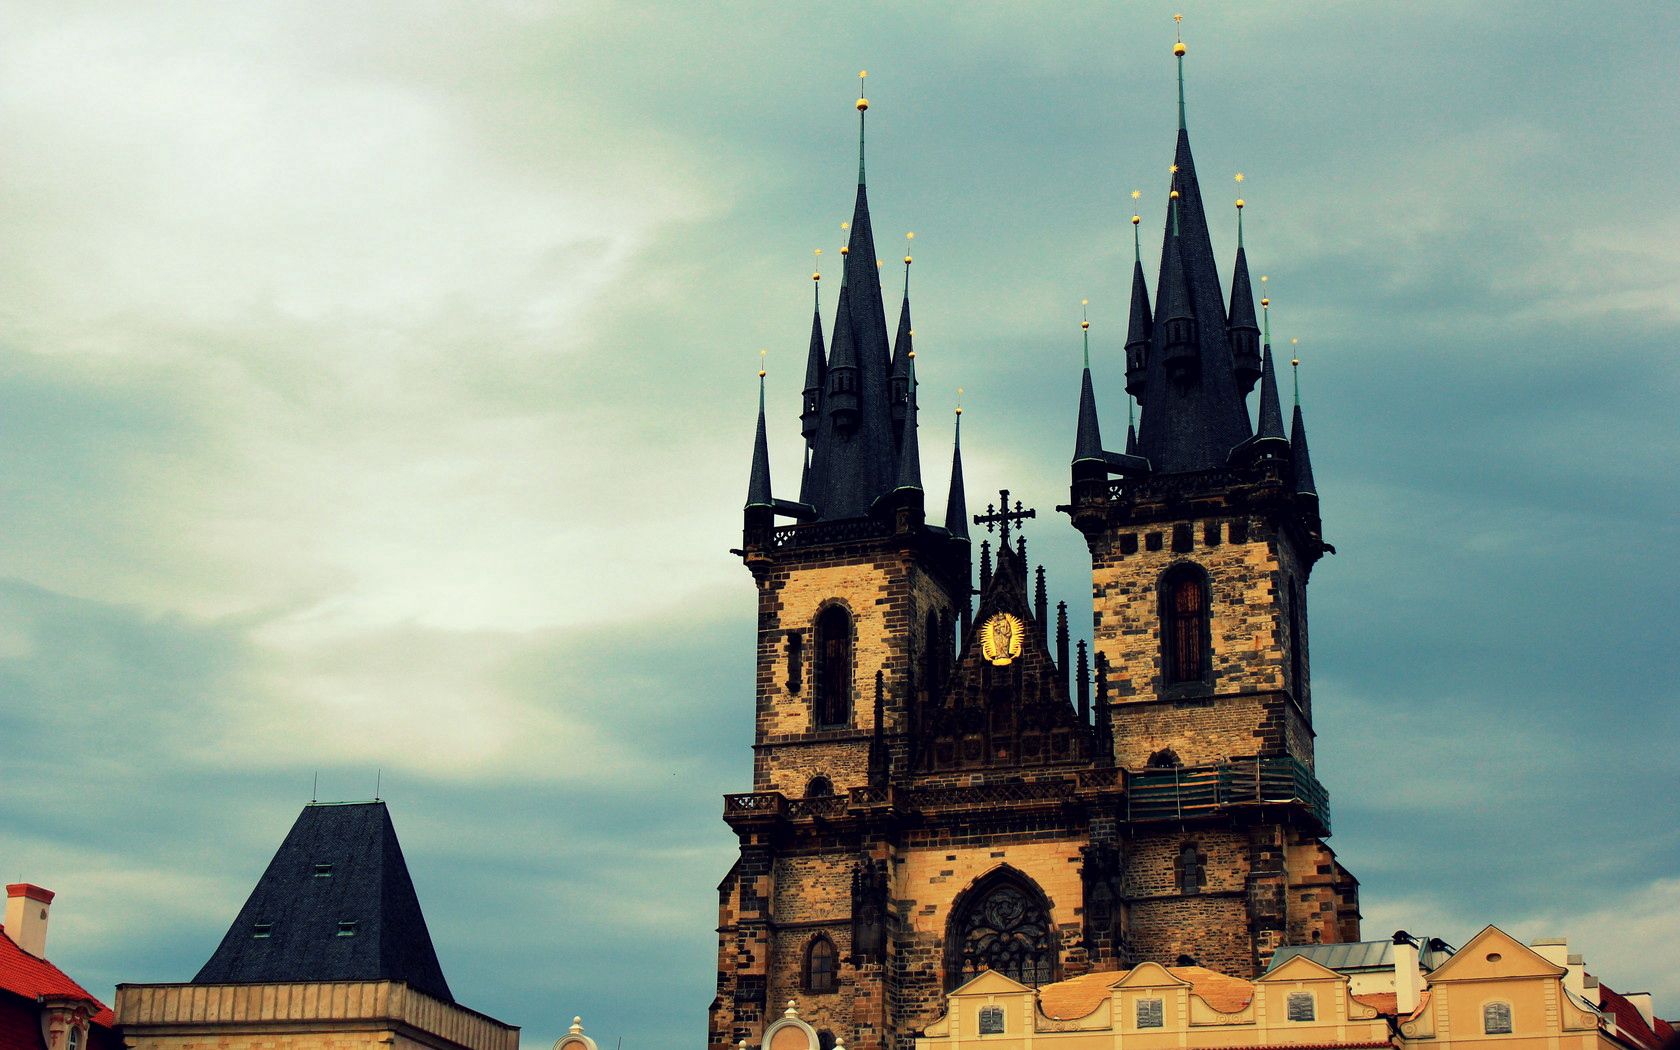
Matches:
[[813, 604, 853, 727], [805, 935, 838, 994], [1147, 748, 1182, 769], [804, 775, 833, 798], [945, 869, 1058, 990], [1160, 565, 1211, 685], [1483, 1002, 1513, 1035]]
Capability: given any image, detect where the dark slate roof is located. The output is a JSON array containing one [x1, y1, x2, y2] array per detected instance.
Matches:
[[1270, 937, 1455, 973], [193, 802, 453, 1002], [1254, 344, 1287, 443], [796, 141, 899, 521], [944, 413, 968, 539], [746, 376, 773, 509], [1131, 127, 1255, 473]]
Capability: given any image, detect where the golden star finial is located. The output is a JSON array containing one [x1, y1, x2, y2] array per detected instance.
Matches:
[[758, 348, 767, 379], [955, 386, 964, 416], [1170, 163, 1179, 174], [1234, 172, 1245, 183], [1131, 189, 1142, 200], [812, 247, 822, 281]]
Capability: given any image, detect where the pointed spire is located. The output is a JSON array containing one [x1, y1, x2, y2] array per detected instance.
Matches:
[[1129, 20, 1255, 474], [1124, 201, 1154, 398], [1125, 395, 1139, 457], [890, 234, 915, 435], [746, 354, 773, 510], [1255, 343, 1287, 443], [894, 351, 922, 491], [825, 281, 860, 430], [1290, 349, 1318, 498], [1159, 191, 1198, 381], [945, 398, 969, 539], [1074, 304, 1105, 467], [1227, 184, 1262, 393], [801, 252, 827, 442]]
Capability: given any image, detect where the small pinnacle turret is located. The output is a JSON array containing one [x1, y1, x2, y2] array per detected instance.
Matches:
[[890, 250, 914, 439], [1124, 212, 1154, 398], [1291, 359, 1318, 500], [945, 407, 968, 540], [1074, 316, 1105, 470], [1227, 199, 1262, 393], [894, 354, 922, 493], [801, 281, 827, 442], [1158, 195, 1198, 383], [746, 370, 773, 511]]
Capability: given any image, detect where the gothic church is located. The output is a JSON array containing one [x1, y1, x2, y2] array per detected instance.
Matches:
[[712, 40, 1359, 1050]]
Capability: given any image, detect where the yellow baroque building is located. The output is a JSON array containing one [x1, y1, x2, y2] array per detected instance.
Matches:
[[912, 927, 1672, 1050]]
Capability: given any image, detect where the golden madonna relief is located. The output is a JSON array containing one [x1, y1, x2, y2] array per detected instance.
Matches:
[[980, 612, 1024, 666]]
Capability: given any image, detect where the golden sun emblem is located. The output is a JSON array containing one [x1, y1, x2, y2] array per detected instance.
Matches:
[[980, 612, 1024, 666]]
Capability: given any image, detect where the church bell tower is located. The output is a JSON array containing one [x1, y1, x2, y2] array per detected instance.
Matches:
[[713, 40, 1360, 1050]]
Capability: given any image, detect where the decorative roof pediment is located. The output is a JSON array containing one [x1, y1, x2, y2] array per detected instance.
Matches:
[[1114, 961, 1192, 990], [948, 968, 1036, 997], [1259, 954, 1348, 985], [1424, 926, 1564, 983]]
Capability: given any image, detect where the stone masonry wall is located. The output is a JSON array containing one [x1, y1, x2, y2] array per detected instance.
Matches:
[[1088, 515, 1315, 770]]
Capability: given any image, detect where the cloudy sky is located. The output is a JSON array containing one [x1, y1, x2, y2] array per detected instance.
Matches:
[[3, 2, 1678, 1046]]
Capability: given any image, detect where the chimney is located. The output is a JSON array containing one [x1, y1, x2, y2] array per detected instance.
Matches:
[[1530, 937, 1568, 970], [4, 884, 54, 958], [1564, 954, 1585, 1000], [1392, 930, 1422, 1015], [1623, 993, 1655, 1030]]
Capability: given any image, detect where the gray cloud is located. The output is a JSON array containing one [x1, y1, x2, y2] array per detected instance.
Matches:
[[2, 3, 1677, 1049]]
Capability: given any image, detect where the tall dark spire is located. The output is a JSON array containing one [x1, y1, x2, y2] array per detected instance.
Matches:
[[1130, 28, 1254, 474], [890, 237, 915, 439], [1253, 297, 1285, 443], [894, 353, 922, 492], [802, 74, 899, 520], [1124, 209, 1153, 398], [1254, 343, 1287, 445], [1074, 307, 1105, 468], [801, 258, 827, 443], [1291, 355, 1318, 499], [746, 360, 773, 510], [1227, 195, 1262, 393], [945, 403, 968, 539]]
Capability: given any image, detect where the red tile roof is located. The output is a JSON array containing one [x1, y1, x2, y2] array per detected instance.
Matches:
[[0, 929, 113, 1026], [1598, 983, 1663, 1050]]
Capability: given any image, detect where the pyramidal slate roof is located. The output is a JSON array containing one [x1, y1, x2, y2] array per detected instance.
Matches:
[[193, 801, 453, 1002]]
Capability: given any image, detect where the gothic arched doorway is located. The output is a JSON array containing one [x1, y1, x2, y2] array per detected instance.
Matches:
[[944, 867, 1059, 990]]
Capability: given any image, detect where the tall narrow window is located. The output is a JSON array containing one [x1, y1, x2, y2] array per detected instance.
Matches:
[[805, 935, 838, 994], [787, 631, 804, 693], [814, 605, 852, 727], [1176, 842, 1204, 895], [1161, 565, 1210, 685]]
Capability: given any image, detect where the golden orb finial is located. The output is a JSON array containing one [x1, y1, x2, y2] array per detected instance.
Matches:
[[1173, 13, 1186, 55], [1170, 189, 1180, 200], [812, 247, 822, 281], [955, 386, 964, 416], [758, 348, 767, 379], [1235, 198, 1245, 209], [904, 230, 914, 265], [1261, 297, 1269, 308], [856, 69, 868, 111], [1132, 214, 1142, 225]]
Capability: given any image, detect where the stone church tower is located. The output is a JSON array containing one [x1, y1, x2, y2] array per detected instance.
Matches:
[[712, 46, 1359, 1050]]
